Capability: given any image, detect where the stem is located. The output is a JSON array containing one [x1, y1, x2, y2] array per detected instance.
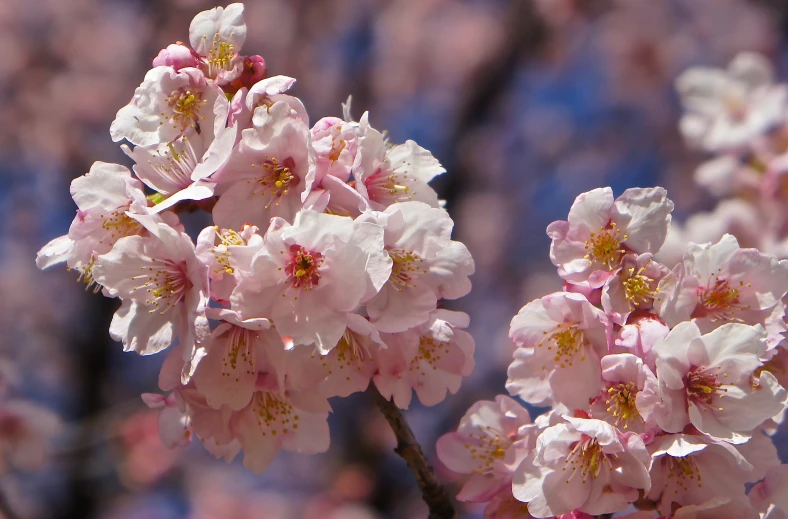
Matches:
[[368, 384, 455, 519]]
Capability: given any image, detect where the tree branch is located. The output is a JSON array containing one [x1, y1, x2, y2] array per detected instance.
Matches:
[[0, 484, 21, 519], [368, 384, 455, 519]]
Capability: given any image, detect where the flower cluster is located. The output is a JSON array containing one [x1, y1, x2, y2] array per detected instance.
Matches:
[[665, 52, 788, 261], [438, 186, 788, 518], [36, 4, 474, 474]]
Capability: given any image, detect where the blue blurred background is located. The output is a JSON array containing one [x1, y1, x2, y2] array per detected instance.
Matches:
[[2, 0, 786, 517]]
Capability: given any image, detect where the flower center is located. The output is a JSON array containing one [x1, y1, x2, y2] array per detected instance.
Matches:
[[410, 335, 452, 375], [252, 157, 299, 209], [387, 249, 426, 290], [538, 325, 585, 369], [365, 168, 412, 204], [666, 455, 702, 492], [328, 132, 347, 162], [212, 227, 246, 275], [99, 209, 143, 246], [686, 366, 726, 407], [130, 259, 191, 314], [565, 437, 609, 483], [284, 244, 323, 290], [153, 140, 200, 190], [584, 223, 627, 269], [166, 89, 205, 130], [695, 277, 749, 321], [223, 326, 255, 380], [252, 392, 299, 436], [465, 427, 511, 475], [605, 382, 641, 429], [623, 266, 658, 306], [205, 35, 236, 75]]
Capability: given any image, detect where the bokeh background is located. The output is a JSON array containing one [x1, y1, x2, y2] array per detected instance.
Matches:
[[3, 0, 788, 517]]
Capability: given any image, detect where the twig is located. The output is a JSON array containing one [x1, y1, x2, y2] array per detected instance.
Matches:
[[0, 484, 21, 519], [368, 384, 455, 519]]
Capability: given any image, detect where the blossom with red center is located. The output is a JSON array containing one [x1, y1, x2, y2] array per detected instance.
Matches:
[[230, 210, 391, 353]]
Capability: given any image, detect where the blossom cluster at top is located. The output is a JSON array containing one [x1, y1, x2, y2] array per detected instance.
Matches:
[[665, 52, 788, 262], [35, 3, 475, 474], [437, 185, 788, 518]]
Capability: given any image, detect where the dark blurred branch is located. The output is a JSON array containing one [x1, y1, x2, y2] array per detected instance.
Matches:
[[0, 485, 21, 519], [368, 385, 455, 519], [441, 0, 548, 206]]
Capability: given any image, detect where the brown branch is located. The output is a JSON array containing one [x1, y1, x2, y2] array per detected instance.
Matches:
[[368, 384, 455, 519]]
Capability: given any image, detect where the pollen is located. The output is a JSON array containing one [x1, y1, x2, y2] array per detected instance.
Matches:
[[584, 223, 627, 269], [251, 156, 299, 209], [129, 259, 192, 315], [252, 392, 298, 437], [222, 326, 255, 379], [564, 437, 609, 484], [686, 366, 727, 408], [464, 427, 510, 475], [623, 265, 658, 306], [388, 249, 426, 290], [99, 210, 143, 245], [165, 89, 205, 130], [410, 335, 451, 375], [605, 382, 642, 429], [538, 324, 585, 369], [696, 273, 750, 321], [666, 455, 703, 491], [284, 244, 323, 290]]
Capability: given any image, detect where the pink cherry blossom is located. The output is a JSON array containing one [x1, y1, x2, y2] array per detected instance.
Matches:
[[436, 395, 536, 503], [612, 312, 669, 361], [231, 388, 330, 473], [195, 223, 262, 304], [358, 201, 474, 333], [512, 416, 651, 518], [602, 253, 668, 323], [0, 400, 62, 473], [230, 210, 391, 352], [192, 309, 283, 411], [120, 89, 236, 214], [655, 234, 788, 347], [36, 161, 151, 288], [92, 217, 210, 382], [507, 292, 611, 410], [352, 116, 445, 210], [244, 76, 309, 126], [590, 353, 659, 433], [110, 66, 222, 147], [212, 101, 315, 229], [677, 52, 788, 152], [152, 43, 200, 71], [547, 187, 674, 286], [284, 313, 385, 398], [189, 3, 247, 84], [646, 433, 754, 516], [651, 321, 787, 442], [374, 309, 474, 408], [750, 464, 788, 519]]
